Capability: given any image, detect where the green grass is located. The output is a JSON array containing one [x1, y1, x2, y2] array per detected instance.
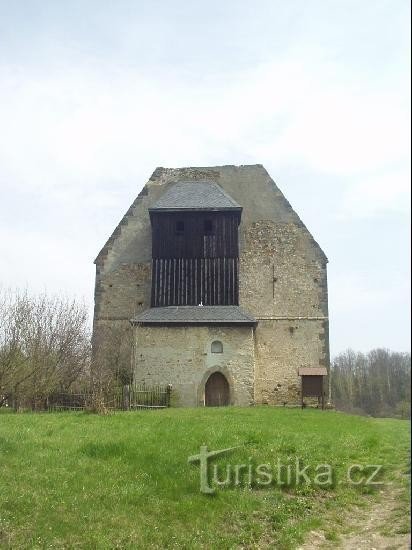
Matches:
[[0, 408, 409, 549]]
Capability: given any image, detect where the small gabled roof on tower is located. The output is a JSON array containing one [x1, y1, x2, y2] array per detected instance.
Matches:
[[149, 180, 242, 212]]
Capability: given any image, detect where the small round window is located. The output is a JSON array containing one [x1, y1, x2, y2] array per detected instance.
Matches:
[[211, 341, 223, 354]]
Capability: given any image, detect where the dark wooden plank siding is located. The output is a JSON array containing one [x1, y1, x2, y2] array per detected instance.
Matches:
[[151, 212, 240, 259], [150, 211, 241, 307], [151, 258, 239, 306]]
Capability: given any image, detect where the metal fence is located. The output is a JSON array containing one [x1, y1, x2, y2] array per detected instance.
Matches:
[[114, 384, 172, 410], [46, 392, 92, 411], [6, 384, 172, 412]]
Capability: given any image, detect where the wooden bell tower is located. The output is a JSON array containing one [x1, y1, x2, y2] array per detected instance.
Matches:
[[149, 180, 242, 307]]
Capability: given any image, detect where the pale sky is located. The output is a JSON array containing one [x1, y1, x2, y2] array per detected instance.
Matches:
[[0, 0, 410, 355]]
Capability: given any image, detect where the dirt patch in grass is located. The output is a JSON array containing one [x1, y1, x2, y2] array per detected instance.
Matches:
[[299, 482, 410, 549]]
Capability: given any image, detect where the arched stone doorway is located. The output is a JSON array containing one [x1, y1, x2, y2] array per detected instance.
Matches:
[[205, 372, 230, 406]]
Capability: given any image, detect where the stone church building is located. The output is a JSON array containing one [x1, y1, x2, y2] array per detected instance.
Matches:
[[93, 165, 329, 407]]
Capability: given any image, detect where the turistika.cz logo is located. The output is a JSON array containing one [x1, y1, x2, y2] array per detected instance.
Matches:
[[188, 445, 383, 495]]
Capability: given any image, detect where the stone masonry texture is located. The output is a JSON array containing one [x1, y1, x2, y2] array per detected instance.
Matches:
[[93, 164, 330, 406]]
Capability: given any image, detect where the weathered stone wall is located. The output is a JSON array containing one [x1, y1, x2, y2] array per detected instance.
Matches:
[[94, 263, 151, 321], [134, 325, 255, 406], [93, 164, 330, 406], [240, 221, 328, 318], [239, 217, 329, 406], [253, 319, 329, 405]]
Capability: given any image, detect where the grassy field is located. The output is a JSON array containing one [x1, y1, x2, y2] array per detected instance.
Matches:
[[0, 408, 409, 549]]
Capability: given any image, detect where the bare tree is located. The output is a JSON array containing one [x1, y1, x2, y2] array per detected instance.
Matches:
[[90, 322, 133, 412], [331, 348, 411, 417], [0, 289, 91, 409]]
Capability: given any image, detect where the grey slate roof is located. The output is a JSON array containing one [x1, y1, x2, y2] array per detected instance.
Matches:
[[131, 305, 257, 325], [149, 180, 242, 212]]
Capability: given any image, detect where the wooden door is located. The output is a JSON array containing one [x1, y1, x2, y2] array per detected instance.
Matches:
[[205, 372, 230, 406]]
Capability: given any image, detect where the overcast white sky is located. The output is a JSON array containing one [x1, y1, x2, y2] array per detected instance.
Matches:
[[0, 0, 410, 355]]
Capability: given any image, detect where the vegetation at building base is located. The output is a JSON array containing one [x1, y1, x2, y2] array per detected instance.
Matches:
[[0, 289, 91, 410], [0, 407, 409, 549], [1, 288, 411, 417], [0, 289, 133, 413]]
